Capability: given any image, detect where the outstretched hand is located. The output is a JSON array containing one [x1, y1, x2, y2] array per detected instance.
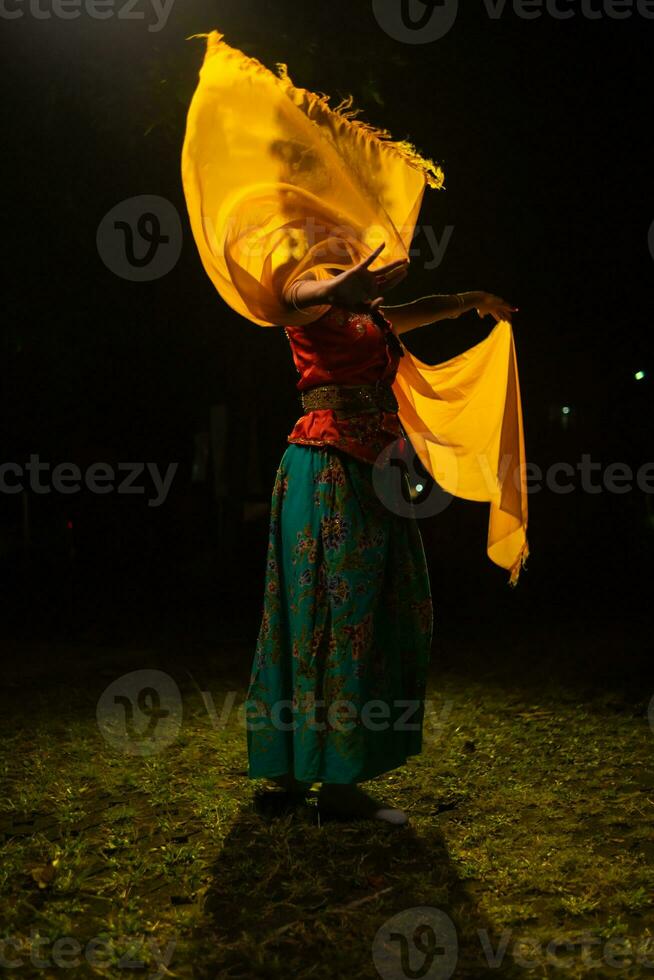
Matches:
[[475, 292, 518, 323], [326, 243, 408, 313]]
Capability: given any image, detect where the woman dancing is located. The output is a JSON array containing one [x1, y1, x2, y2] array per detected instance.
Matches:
[[246, 253, 514, 825], [182, 30, 528, 827]]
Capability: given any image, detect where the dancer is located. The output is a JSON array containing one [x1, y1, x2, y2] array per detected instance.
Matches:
[[182, 32, 528, 825], [249, 255, 514, 825]]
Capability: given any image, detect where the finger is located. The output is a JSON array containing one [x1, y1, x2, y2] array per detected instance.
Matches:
[[378, 260, 408, 279], [374, 258, 409, 278], [354, 243, 386, 272], [378, 266, 408, 290], [369, 296, 386, 311], [376, 259, 409, 280]]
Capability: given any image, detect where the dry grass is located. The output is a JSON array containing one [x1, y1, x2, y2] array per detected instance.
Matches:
[[1, 640, 654, 978]]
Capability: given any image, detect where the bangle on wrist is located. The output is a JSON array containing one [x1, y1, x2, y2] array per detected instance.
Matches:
[[288, 280, 309, 315], [288, 278, 328, 316], [290, 280, 302, 311]]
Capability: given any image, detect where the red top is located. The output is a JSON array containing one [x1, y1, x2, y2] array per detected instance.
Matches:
[[284, 305, 406, 465]]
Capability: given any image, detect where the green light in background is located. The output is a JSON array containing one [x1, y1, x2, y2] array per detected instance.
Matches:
[[635, 370, 646, 381], [562, 406, 571, 416]]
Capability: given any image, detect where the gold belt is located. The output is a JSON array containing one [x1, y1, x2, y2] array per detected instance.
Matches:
[[300, 382, 398, 416]]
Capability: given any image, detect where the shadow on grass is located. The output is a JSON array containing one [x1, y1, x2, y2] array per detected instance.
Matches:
[[196, 790, 530, 980]]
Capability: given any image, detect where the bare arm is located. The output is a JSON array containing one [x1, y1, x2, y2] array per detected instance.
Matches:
[[282, 243, 409, 314], [282, 275, 333, 311], [381, 292, 518, 335]]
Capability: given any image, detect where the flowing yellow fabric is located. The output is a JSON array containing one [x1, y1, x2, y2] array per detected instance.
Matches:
[[181, 30, 529, 584], [393, 321, 529, 584], [181, 30, 443, 329]]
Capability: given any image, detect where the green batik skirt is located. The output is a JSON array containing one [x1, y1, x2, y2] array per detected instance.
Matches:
[[245, 442, 433, 785]]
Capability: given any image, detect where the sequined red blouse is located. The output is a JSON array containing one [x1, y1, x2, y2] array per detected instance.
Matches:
[[284, 305, 406, 465]]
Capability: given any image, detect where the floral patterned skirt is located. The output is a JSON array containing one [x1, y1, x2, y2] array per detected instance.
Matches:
[[245, 443, 434, 785]]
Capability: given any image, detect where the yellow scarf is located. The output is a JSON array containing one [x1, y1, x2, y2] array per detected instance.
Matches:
[[181, 30, 529, 585]]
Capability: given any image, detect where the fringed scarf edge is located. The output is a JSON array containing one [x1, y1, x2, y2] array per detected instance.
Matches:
[[508, 539, 530, 588], [187, 31, 445, 192]]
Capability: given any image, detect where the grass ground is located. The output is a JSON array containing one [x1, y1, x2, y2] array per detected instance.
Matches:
[[1, 624, 654, 980]]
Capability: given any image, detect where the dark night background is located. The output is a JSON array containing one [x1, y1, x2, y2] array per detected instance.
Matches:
[[1, 0, 652, 692]]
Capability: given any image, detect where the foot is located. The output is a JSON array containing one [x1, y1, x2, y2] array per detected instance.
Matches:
[[271, 774, 312, 798], [318, 783, 409, 826]]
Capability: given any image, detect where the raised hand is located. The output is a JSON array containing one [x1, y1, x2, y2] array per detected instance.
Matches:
[[326, 243, 409, 313]]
